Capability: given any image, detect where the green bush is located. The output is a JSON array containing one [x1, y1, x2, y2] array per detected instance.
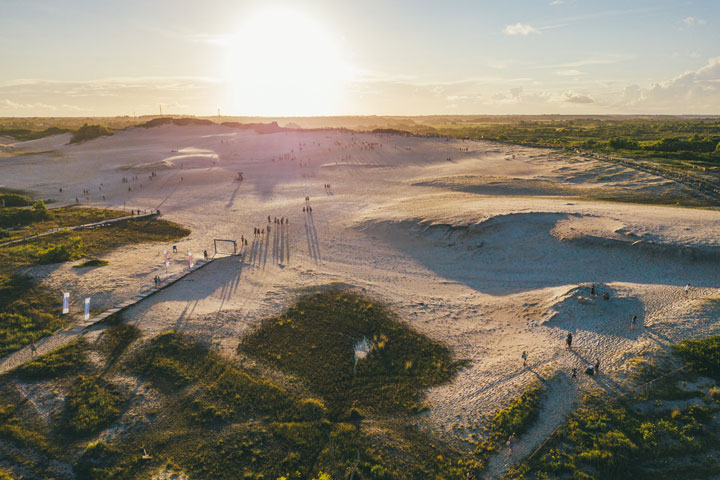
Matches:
[[0, 200, 51, 229], [38, 236, 84, 264], [73, 258, 109, 269], [674, 335, 720, 380], [0, 193, 32, 207], [74, 441, 124, 479], [69, 124, 113, 144], [64, 375, 125, 435]]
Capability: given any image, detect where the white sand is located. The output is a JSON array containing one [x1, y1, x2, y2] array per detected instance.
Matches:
[[2, 124, 720, 473]]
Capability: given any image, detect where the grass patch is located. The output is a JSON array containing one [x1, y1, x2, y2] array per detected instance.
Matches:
[[0, 275, 63, 358], [63, 375, 125, 436], [12, 338, 89, 380], [73, 258, 109, 269], [241, 286, 467, 417]]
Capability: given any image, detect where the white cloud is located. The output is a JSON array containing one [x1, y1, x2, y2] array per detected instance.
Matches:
[[550, 0, 564, 5], [619, 57, 720, 112], [556, 69, 586, 76], [682, 16, 706, 26], [504, 23, 541, 36]]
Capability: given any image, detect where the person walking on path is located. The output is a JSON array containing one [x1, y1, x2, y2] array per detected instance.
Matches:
[[594, 359, 600, 374], [30, 343, 37, 357], [684, 283, 691, 297], [571, 368, 577, 380], [522, 351, 528, 368], [566, 332, 573, 350], [631, 315, 637, 329], [507, 433, 517, 456]]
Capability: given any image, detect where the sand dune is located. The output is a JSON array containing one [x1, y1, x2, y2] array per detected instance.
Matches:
[[2, 124, 720, 461]]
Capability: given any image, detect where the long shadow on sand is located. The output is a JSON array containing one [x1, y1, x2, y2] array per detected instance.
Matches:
[[364, 212, 719, 296]]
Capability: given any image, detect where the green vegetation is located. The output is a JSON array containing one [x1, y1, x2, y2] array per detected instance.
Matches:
[[473, 383, 543, 469], [0, 275, 63, 358], [674, 335, 720, 380], [505, 353, 720, 479], [0, 205, 127, 241], [0, 125, 70, 141], [0, 200, 52, 229], [97, 324, 140, 361], [0, 192, 31, 208], [11, 339, 89, 380], [241, 287, 467, 417], [0, 204, 189, 359], [64, 375, 125, 435], [73, 258, 109, 269], [69, 124, 113, 144]]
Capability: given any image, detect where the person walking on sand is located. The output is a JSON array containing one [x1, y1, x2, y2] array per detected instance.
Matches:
[[684, 283, 691, 296], [522, 351, 528, 368], [572, 367, 578, 380], [507, 433, 517, 456], [566, 332, 573, 350], [631, 315, 637, 329], [594, 359, 600, 374]]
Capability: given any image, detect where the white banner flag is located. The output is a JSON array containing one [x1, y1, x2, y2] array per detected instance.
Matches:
[[62, 292, 69, 314], [163, 249, 169, 267], [84, 297, 91, 320], [188, 251, 194, 268]]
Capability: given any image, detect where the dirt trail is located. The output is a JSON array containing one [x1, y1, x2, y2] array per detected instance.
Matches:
[[484, 374, 579, 479]]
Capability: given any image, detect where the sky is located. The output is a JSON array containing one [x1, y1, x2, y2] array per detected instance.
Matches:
[[1, 0, 719, 116]]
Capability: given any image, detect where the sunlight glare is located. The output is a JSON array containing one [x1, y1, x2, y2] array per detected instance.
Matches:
[[225, 8, 351, 116]]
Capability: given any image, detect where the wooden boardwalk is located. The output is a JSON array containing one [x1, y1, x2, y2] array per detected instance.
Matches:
[[0, 254, 221, 376]]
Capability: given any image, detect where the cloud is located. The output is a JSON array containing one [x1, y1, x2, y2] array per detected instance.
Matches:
[[556, 69, 586, 76], [619, 56, 720, 112], [0, 76, 224, 116], [563, 92, 594, 104], [504, 23, 541, 36], [550, 0, 564, 4], [681, 16, 706, 26]]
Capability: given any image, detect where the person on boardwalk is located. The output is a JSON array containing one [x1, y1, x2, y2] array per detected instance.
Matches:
[[631, 315, 637, 329], [521, 351, 528, 367], [203, 250, 208, 261], [566, 332, 573, 350], [30, 343, 37, 357]]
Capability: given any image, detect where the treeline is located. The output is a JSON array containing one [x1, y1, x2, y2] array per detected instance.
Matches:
[[395, 118, 720, 164]]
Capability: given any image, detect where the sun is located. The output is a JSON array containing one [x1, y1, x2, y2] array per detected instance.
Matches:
[[225, 8, 351, 116]]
